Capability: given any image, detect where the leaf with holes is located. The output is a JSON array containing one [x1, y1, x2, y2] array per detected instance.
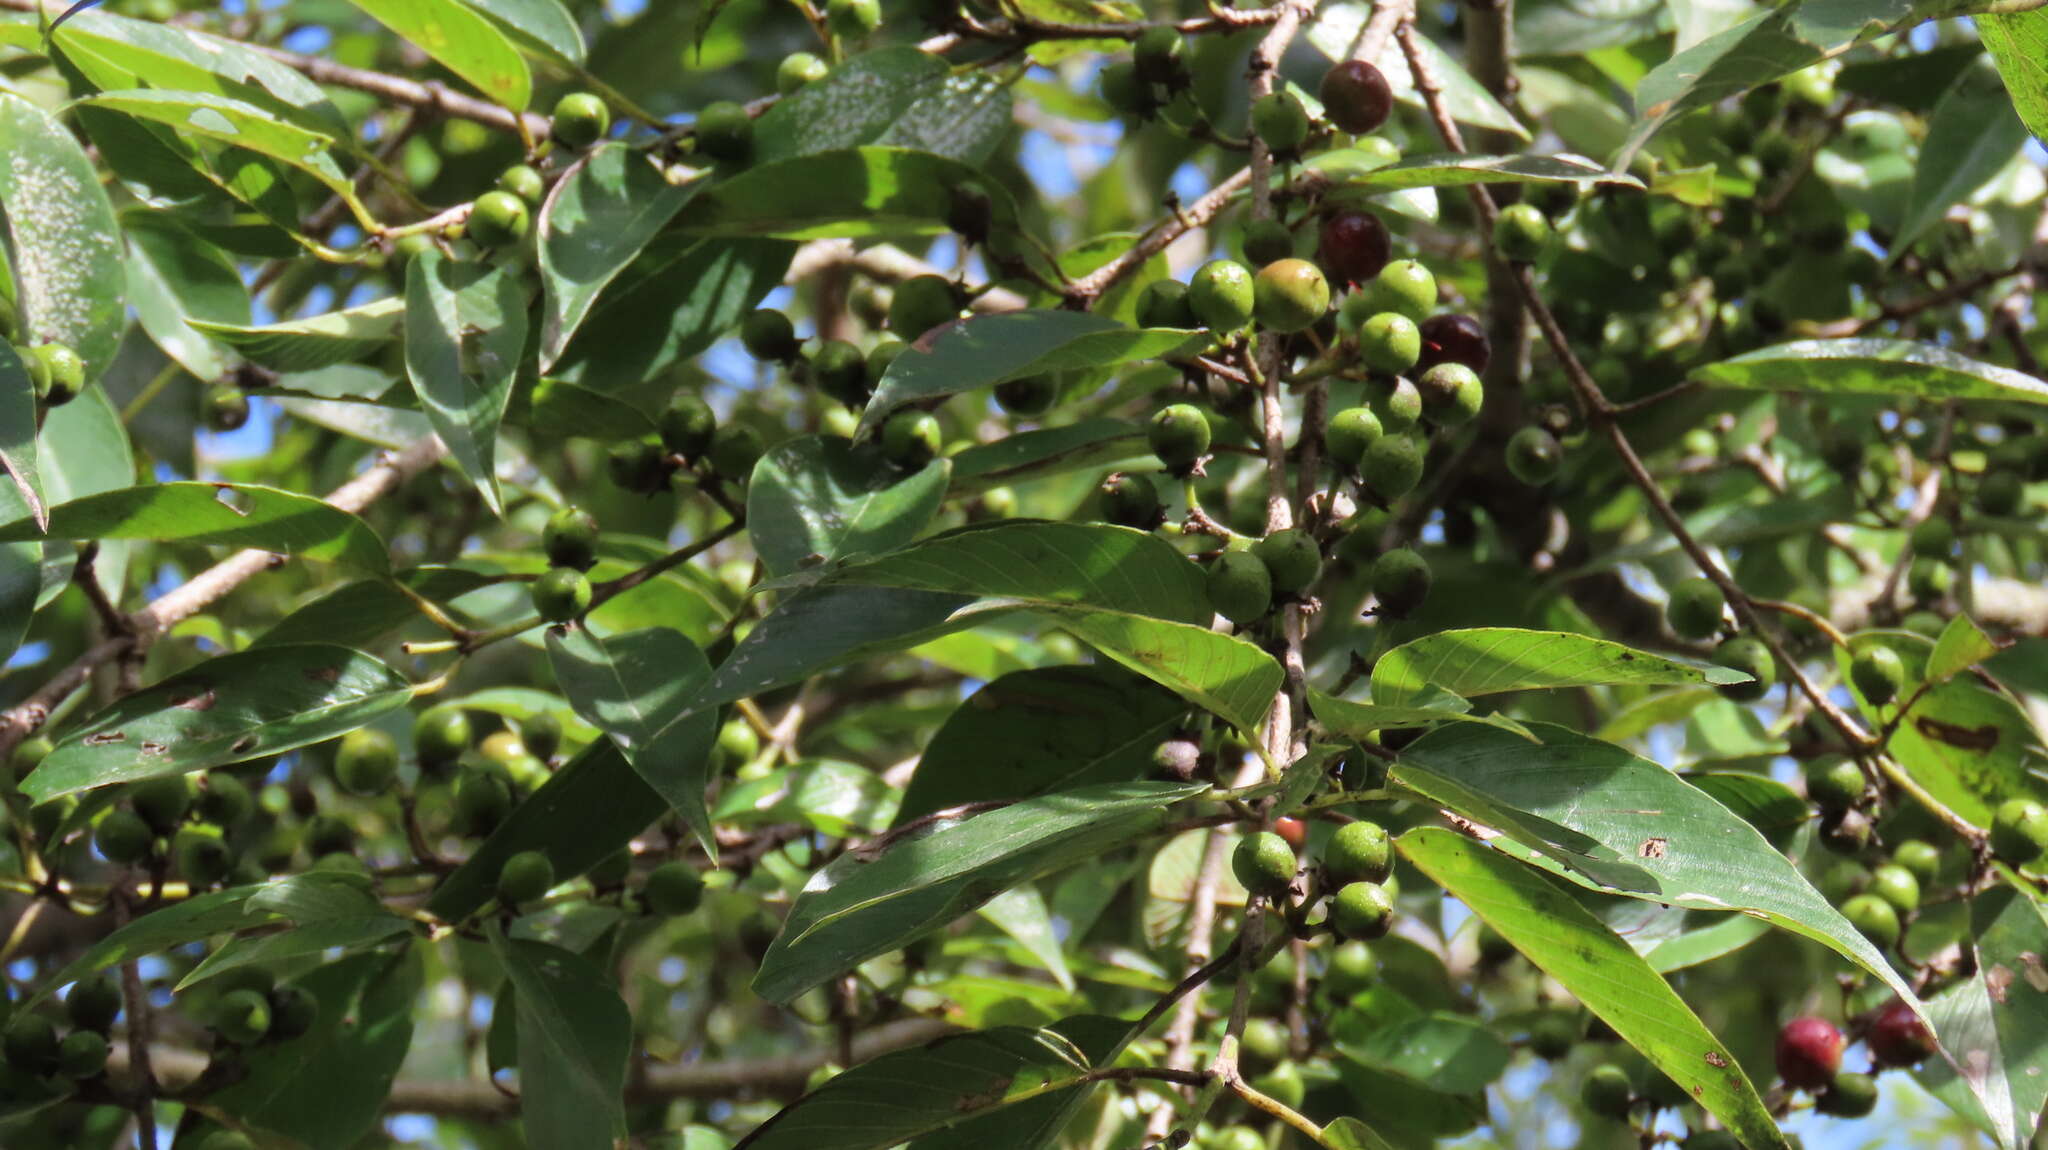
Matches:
[[0, 482, 390, 572]]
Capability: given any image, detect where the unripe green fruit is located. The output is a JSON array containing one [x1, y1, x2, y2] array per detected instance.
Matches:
[[66, 977, 121, 1033], [1207, 551, 1274, 625], [1978, 469, 2025, 516], [56, 1028, 107, 1079], [1253, 258, 1330, 334], [454, 769, 513, 835], [33, 342, 86, 406], [414, 706, 474, 772], [1253, 1061, 1306, 1109], [882, 410, 943, 468], [216, 966, 276, 1001], [1251, 90, 1310, 156], [1330, 880, 1394, 939], [174, 829, 233, 886], [1371, 547, 1431, 616], [1099, 472, 1162, 528], [1991, 798, 2048, 864], [660, 394, 717, 458], [1370, 376, 1422, 431], [532, 567, 593, 623], [131, 775, 194, 834], [1868, 863, 1920, 914], [1715, 636, 1775, 702], [542, 506, 600, 572], [10, 732, 51, 779], [1417, 362, 1484, 426], [521, 711, 563, 762], [1359, 311, 1420, 374], [994, 373, 1057, 417], [1148, 403, 1211, 472], [709, 423, 767, 478], [587, 848, 631, 889], [778, 51, 829, 94], [1665, 577, 1725, 641], [1805, 758, 1866, 812], [1133, 27, 1187, 87], [267, 984, 318, 1041], [890, 274, 959, 338], [1189, 260, 1256, 332], [718, 717, 761, 765], [1892, 839, 1942, 885], [1816, 1071, 1879, 1118], [1527, 1012, 1578, 1061], [694, 101, 753, 164], [1325, 406, 1383, 470], [644, 860, 706, 916], [1908, 557, 1954, 602], [1099, 61, 1154, 119], [1324, 939, 1376, 995], [498, 850, 556, 906], [1505, 427, 1563, 485], [3, 1014, 59, 1077], [334, 727, 399, 795], [1851, 645, 1907, 706], [866, 340, 905, 387], [1238, 1015, 1288, 1071], [214, 988, 273, 1044], [1325, 819, 1393, 884], [1361, 433, 1424, 499], [466, 191, 530, 249], [1842, 892, 1901, 948], [1582, 1064, 1634, 1119], [204, 386, 249, 431], [1206, 1127, 1264, 1150], [826, 0, 881, 37], [1910, 515, 1955, 557], [496, 164, 545, 205], [304, 812, 356, 857], [1136, 280, 1196, 328], [809, 340, 869, 407], [1493, 203, 1552, 262], [740, 308, 800, 362], [1239, 218, 1295, 268], [1251, 529, 1322, 596], [193, 772, 253, 827], [1232, 830, 1297, 898], [1358, 259, 1437, 323], [607, 438, 669, 492], [95, 809, 155, 864], [550, 92, 610, 149]]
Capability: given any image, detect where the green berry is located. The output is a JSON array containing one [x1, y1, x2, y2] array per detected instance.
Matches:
[[1099, 472, 1162, 528], [496, 164, 545, 205], [304, 812, 357, 856], [1494, 203, 1552, 262], [414, 706, 474, 772], [1582, 1064, 1634, 1119], [1527, 1012, 1578, 1061], [1371, 547, 1431, 616], [740, 308, 800, 362], [660, 394, 717, 458], [695, 101, 753, 164], [131, 775, 193, 834], [1715, 636, 1775, 702], [56, 1029, 107, 1079], [1098, 61, 1154, 119], [1358, 259, 1437, 323], [95, 809, 155, 865], [1370, 376, 1422, 431], [866, 340, 905, 389], [1325, 407, 1383, 469], [1978, 469, 2025, 517], [1816, 1071, 1879, 1118], [521, 711, 564, 762], [1359, 312, 1420, 374], [1324, 939, 1376, 995], [1805, 758, 1866, 812], [1253, 258, 1330, 334], [1330, 880, 1394, 939], [466, 191, 530, 249], [267, 984, 318, 1041], [1188, 260, 1256, 332], [709, 423, 767, 478], [542, 507, 600, 571], [174, 828, 233, 886], [66, 977, 121, 1033], [214, 988, 273, 1044], [1240, 218, 1295, 268], [333, 727, 399, 796], [10, 733, 51, 779], [1137, 280, 1197, 328], [644, 860, 706, 916], [890, 274, 960, 339], [1251, 529, 1322, 596], [1991, 798, 2048, 865], [1206, 551, 1273, 626], [193, 772, 253, 827], [1505, 427, 1563, 485], [1908, 558, 1954, 602], [1232, 830, 1297, 898], [1207, 1128, 1264, 1150], [994, 373, 1058, 417], [532, 567, 593, 623], [1842, 892, 1901, 948], [453, 769, 513, 836], [1133, 26, 1187, 87], [32, 342, 85, 406], [777, 51, 829, 94], [1325, 820, 1393, 884], [809, 340, 869, 407], [1850, 646, 1907, 707], [204, 386, 248, 430], [3, 1014, 59, 1077], [1361, 433, 1424, 499], [1417, 362, 1484, 426], [498, 850, 556, 906], [1910, 516, 1955, 557], [826, 0, 881, 37], [1868, 863, 1920, 915], [550, 92, 611, 149], [607, 438, 670, 493], [1891, 839, 1942, 885], [1148, 403, 1212, 472], [882, 410, 943, 468], [1665, 577, 1725, 641], [1251, 91, 1310, 156]]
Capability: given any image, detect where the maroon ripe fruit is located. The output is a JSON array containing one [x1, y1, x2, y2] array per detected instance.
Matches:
[[1866, 999, 1937, 1068], [1417, 313, 1490, 374], [1318, 210, 1390, 285], [1775, 1017, 1845, 1090], [1274, 817, 1307, 848], [1320, 59, 1393, 135]]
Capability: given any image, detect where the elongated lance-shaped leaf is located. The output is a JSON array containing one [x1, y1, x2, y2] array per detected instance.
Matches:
[[671, 147, 1021, 241], [1401, 829, 1789, 1150], [343, 0, 531, 110], [750, 46, 1013, 166], [1694, 339, 2048, 405], [78, 90, 358, 202], [1914, 885, 2048, 1149], [405, 250, 528, 513], [1893, 58, 2030, 251], [1371, 627, 1750, 706], [492, 934, 631, 1150], [538, 144, 697, 368], [0, 91, 125, 377], [747, 435, 952, 579], [189, 297, 402, 373], [0, 482, 391, 572], [0, 341, 44, 531], [1961, 11, 2048, 144]]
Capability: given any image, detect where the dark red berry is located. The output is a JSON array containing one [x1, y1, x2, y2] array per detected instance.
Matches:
[[1417, 313, 1490, 374], [1865, 1000, 1937, 1068], [1320, 60, 1393, 135], [1775, 1017, 1845, 1090], [1318, 211, 1391, 286], [1274, 817, 1306, 848]]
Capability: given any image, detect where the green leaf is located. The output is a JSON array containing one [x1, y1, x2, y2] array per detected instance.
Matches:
[[522, 377, 658, 444], [671, 147, 1018, 240], [861, 311, 1205, 436], [1894, 57, 2030, 251], [976, 885, 1074, 991], [1400, 828, 1789, 1150], [467, 0, 586, 65], [1370, 627, 1750, 707], [0, 342, 45, 532], [188, 298, 403, 372], [1041, 608, 1282, 735], [1643, 913, 1772, 974], [493, 935, 631, 1150], [714, 759, 900, 837], [344, 0, 532, 109], [1396, 722, 1926, 1014], [405, 250, 529, 513], [947, 418, 1146, 496], [0, 482, 391, 573], [1916, 887, 2048, 1149], [1307, 4, 1530, 140], [690, 585, 978, 717], [1336, 1014, 1511, 1094], [547, 625, 718, 853], [123, 213, 250, 381], [1309, 689, 1537, 741], [78, 89, 357, 202], [752, 780, 1207, 1003], [1317, 152, 1641, 194], [176, 915, 412, 992], [747, 435, 951, 579], [21, 644, 414, 803], [553, 236, 794, 389], [1929, 613, 2000, 685], [0, 91, 126, 378], [897, 664, 1187, 823], [537, 144, 697, 369], [904, 1016, 1133, 1150], [752, 46, 1013, 166], [255, 566, 497, 649], [1978, 11, 2048, 144], [1322, 1116, 1402, 1150], [1516, 0, 1666, 54], [428, 739, 661, 922], [212, 947, 420, 1150]]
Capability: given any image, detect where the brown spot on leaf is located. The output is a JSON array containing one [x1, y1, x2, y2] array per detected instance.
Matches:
[[172, 689, 216, 711], [305, 665, 342, 683], [1638, 837, 1668, 859], [140, 741, 166, 755], [2020, 952, 2048, 992], [1913, 717, 2000, 752], [230, 735, 258, 755], [1705, 1051, 1728, 1068], [84, 732, 126, 746], [1988, 964, 2014, 1005]]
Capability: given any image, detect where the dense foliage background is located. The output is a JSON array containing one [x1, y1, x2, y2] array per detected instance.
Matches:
[[0, 0, 2046, 1148]]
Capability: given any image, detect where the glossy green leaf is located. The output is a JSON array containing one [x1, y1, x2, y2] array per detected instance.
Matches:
[[1894, 58, 2030, 251], [0, 91, 126, 377], [177, 915, 413, 992], [522, 377, 658, 443], [1929, 613, 2000, 685], [1042, 608, 1282, 735], [671, 147, 1017, 240], [406, 250, 529, 513], [345, 0, 532, 109], [538, 144, 698, 368], [1643, 913, 1772, 973], [21, 644, 414, 802], [78, 89, 357, 201], [0, 481, 390, 572], [1916, 887, 2048, 1149], [1400, 828, 1789, 1150], [1396, 722, 1924, 1014], [0, 342, 45, 532], [689, 585, 978, 717], [714, 759, 900, 837], [747, 435, 951, 579], [123, 213, 250, 381], [753, 46, 1013, 166], [1307, 4, 1530, 140], [1309, 689, 1537, 741], [189, 298, 402, 372], [861, 311, 1205, 435], [946, 418, 1146, 496], [1336, 1014, 1511, 1094], [752, 780, 1207, 1003], [1978, 11, 2048, 143], [1318, 152, 1641, 194], [467, 0, 586, 64], [553, 236, 794, 389], [1516, 0, 1666, 54], [904, 1016, 1133, 1150], [1323, 1117, 1402, 1150], [974, 884, 1074, 991], [1370, 627, 1750, 707], [494, 935, 631, 1150], [255, 567, 498, 649], [897, 664, 1187, 823]]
